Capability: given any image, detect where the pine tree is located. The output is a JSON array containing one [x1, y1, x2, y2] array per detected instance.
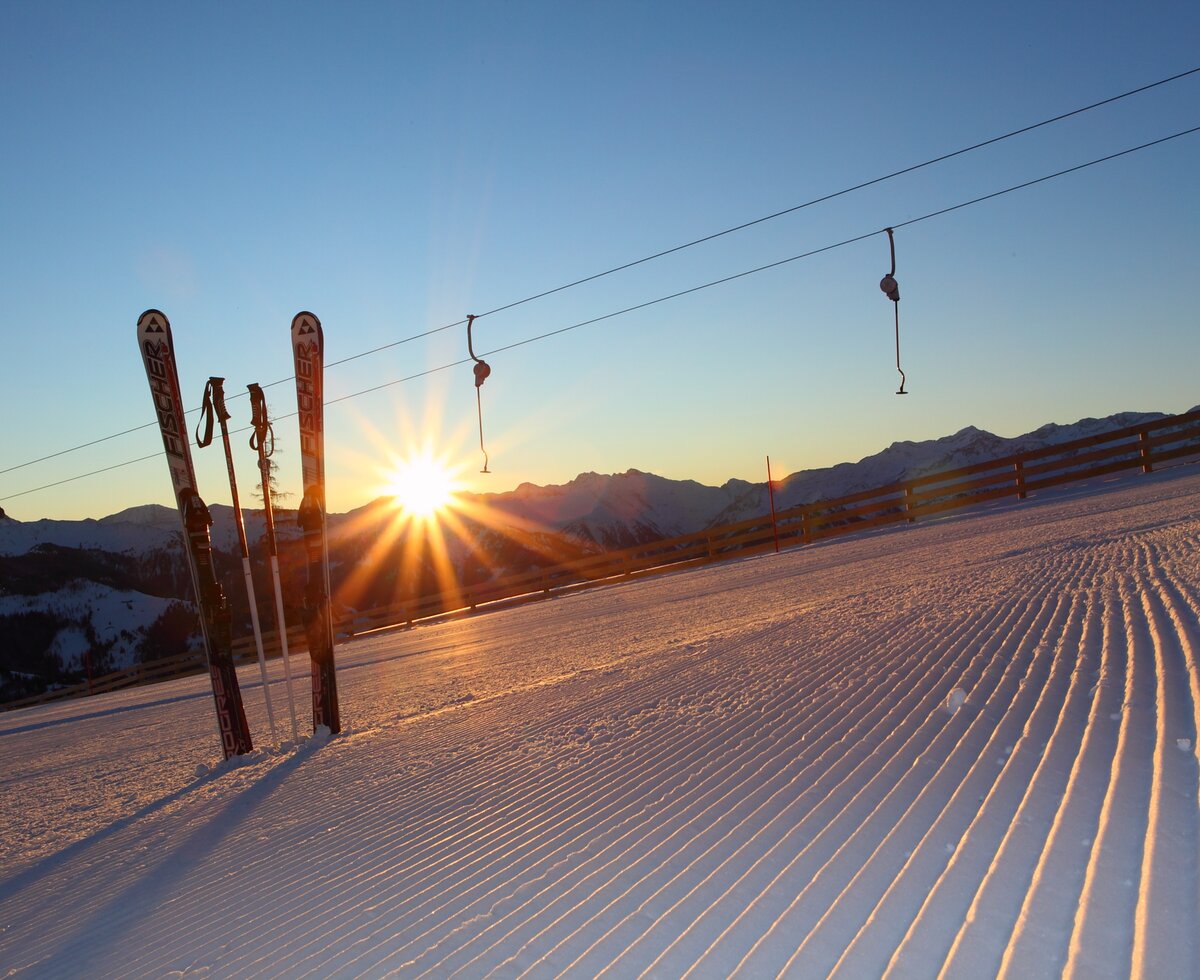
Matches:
[[254, 455, 293, 509]]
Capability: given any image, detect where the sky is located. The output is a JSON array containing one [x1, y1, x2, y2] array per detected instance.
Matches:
[[1, 1, 1198, 522]]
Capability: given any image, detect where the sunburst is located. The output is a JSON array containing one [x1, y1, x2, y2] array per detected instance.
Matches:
[[382, 452, 458, 519]]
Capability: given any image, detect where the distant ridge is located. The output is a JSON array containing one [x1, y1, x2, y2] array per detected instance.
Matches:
[[0, 408, 1184, 554], [2, 406, 1194, 699]]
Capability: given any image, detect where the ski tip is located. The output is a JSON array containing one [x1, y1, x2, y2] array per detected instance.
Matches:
[[291, 311, 323, 351], [137, 308, 170, 330], [291, 311, 322, 331], [137, 309, 171, 345]]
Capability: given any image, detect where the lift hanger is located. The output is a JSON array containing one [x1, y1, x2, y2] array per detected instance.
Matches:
[[880, 227, 907, 395], [466, 314, 492, 473]]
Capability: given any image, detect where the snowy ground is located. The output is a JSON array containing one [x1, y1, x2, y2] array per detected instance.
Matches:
[[2, 468, 1199, 978]]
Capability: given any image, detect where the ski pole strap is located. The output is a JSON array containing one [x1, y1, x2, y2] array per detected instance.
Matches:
[[197, 379, 215, 448], [196, 377, 232, 448], [247, 383, 275, 457]]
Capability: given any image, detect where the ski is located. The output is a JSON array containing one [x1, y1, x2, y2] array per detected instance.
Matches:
[[137, 310, 253, 759], [291, 311, 341, 733]]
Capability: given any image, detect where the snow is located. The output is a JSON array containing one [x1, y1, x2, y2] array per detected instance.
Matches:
[[2, 468, 1199, 977], [0, 581, 182, 671], [0, 507, 182, 557], [0, 503, 299, 560], [487, 469, 751, 546], [45, 626, 90, 673]]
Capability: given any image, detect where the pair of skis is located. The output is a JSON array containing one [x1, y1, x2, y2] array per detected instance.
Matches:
[[137, 310, 340, 760]]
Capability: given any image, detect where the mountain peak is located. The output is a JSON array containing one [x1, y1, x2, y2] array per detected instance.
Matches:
[[98, 504, 179, 528]]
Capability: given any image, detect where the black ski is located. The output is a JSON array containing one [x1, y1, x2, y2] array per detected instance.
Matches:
[[137, 310, 253, 759], [291, 311, 341, 733]]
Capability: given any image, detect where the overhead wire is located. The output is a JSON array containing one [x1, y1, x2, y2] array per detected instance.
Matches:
[[3, 65, 1197, 481], [470, 66, 1200, 320], [5, 122, 1196, 505]]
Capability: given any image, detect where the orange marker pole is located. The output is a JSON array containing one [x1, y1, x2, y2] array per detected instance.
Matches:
[[767, 455, 780, 554]]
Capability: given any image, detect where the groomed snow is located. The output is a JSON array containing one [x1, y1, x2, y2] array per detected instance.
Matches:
[[2, 468, 1199, 978]]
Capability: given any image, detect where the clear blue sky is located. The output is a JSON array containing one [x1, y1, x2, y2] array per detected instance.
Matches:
[[2, 1, 1197, 521]]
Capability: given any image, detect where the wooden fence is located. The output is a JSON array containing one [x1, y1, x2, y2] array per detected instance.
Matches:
[[2, 649, 209, 712], [6, 407, 1199, 712]]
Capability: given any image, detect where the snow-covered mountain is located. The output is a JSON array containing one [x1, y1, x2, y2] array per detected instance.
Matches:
[[0, 409, 1181, 564], [0, 503, 300, 560], [483, 470, 757, 548], [0, 505, 182, 558], [1, 408, 1188, 700], [709, 410, 1182, 526]]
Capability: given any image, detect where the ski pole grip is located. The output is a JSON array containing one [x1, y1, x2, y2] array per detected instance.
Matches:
[[209, 377, 231, 422]]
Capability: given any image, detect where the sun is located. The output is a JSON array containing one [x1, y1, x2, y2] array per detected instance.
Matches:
[[384, 454, 458, 518]]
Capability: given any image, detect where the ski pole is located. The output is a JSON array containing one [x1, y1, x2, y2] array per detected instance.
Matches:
[[248, 383, 300, 741], [197, 377, 279, 745]]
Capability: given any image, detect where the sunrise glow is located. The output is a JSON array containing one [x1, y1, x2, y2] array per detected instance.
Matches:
[[384, 454, 458, 518]]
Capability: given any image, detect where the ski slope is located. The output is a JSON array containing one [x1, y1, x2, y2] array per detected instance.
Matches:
[[2, 468, 1199, 978]]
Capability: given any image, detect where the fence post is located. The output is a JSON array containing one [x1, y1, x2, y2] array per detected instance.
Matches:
[[801, 509, 811, 544], [766, 455, 780, 554], [1014, 460, 1027, 500], [904, 485, 916, 523], [1138, 430, 1153, 473]]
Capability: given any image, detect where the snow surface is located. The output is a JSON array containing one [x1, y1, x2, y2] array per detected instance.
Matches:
[[2, 468, 1199, 978], [0, 581, 181, 671]]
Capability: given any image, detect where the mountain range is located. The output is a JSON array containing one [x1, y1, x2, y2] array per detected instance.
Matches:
[[0, 408, 1187, 701]]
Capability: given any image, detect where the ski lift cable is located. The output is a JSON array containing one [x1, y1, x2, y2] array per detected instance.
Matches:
[[3, 123, 1198, 505], [478, 123, 1200, 360], [4, 66, 1196, 480], [185, 126, 1200, 412], [470, 67, 1200, 321]]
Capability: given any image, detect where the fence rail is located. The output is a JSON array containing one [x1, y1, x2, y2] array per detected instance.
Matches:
[[6, 408, 1199, 711]]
